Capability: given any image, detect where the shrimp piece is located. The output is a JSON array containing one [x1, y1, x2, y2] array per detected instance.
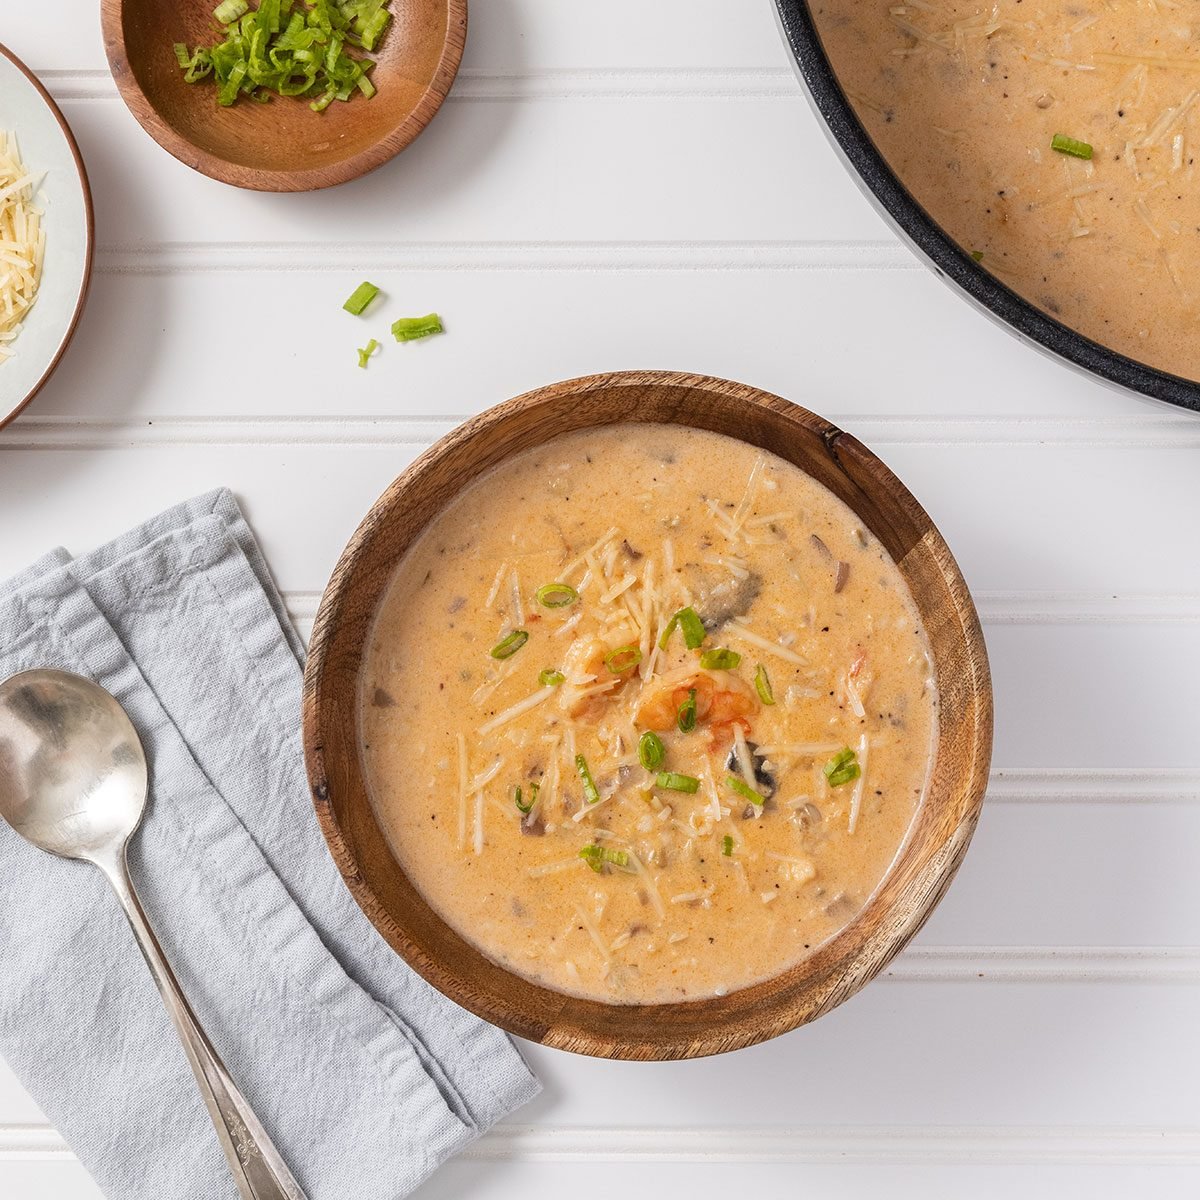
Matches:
[[634, 669, 758, 746], [558, 636, 627, 718]]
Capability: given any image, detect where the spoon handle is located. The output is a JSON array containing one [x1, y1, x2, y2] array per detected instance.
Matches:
[[96, 846, 308, 1200]]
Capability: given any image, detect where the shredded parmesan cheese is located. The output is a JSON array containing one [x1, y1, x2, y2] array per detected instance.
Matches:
[[848, 732, 870, 835], [0, 132, 44, 361], [726, 620, 808, 666], [456, 733, 468, 851], [478, 685, 556, 736]]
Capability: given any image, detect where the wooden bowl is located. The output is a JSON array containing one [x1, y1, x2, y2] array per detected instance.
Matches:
[[101, 0, 466, 192], [303, 370, 993, 1060]]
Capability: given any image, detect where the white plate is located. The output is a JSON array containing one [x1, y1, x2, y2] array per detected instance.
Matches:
[[0, 43, 92, 428]]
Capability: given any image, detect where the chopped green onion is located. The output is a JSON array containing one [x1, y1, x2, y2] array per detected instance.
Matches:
[[579, 844, 629, 873], [576, 754, 601, 805], [754, 663, 775, 705], [970, 249, 984, 263], [656, 771, 700, 794], [343, 280, 380, 315], [514, 784, 536, 814], [659, 606, 705, 651], [538, 668, 565, 687], [657, 613, 678, 650], [678, 607, 705, 649], [722, 834, 734, 857], [535, 582, 578, 609], [176, 0, 392, 111], [391, 313, 444, 342], [823, 747, 861, 788], [699, 647, 741, 670], [490, 629, 528, 660], [638, 730, 665, 771], [676, 687, 698, 734], [726, 774, 764, 809], [214, 0, 249, 22], [1051, 133, 1093, 160], [605, 644, 643, 674], [357, 338, 379, 369]]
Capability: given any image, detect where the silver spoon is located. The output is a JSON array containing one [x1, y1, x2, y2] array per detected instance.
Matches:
[[0, 668, 307, 1200]]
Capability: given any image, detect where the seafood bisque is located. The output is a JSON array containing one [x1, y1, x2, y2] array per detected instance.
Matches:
[[360, 424, 939, 1004]]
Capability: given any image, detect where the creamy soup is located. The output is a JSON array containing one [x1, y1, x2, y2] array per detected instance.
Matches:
[[361, 425, 938, 1004], [812, 1, 1200, 380]]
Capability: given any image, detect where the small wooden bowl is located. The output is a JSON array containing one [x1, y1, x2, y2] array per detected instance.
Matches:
[[303, 371, 993, 1060], [101, 0, 466, 192]]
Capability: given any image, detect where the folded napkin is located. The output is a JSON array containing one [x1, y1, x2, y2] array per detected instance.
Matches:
[[0, 490, 539, 1200]]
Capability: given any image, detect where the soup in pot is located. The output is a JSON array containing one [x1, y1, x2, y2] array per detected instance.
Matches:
[[812, 1, 1200, 380]]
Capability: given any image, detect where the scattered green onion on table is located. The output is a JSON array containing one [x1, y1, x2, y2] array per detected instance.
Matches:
[[392, 313, 445, 342], [343, 281, 380, 315], [175, 0, 393, 111]]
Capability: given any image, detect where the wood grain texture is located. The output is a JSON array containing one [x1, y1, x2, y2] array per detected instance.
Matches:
[[302, 369, 994, 1060], [99, 0, 466, 192]]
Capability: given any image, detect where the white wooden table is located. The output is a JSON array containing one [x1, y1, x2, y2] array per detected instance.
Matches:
[[3, 3, 1199, 1197]]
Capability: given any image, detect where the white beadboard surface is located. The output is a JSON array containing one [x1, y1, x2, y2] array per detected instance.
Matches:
[[2, 2, 1198, 1197]]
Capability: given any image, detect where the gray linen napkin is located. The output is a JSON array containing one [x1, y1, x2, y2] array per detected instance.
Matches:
[[0, 489, 539, 1200]]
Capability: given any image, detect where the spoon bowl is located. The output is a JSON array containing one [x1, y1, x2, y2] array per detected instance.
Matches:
[[0, 669, 146, 862]]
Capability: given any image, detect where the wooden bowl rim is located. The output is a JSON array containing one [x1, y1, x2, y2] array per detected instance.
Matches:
[[0, 42, 95, 431], [303, 369, 994, 1059], [99, 0, 467, 192]]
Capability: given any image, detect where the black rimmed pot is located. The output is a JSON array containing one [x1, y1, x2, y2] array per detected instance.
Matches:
[[773, 0, 1200, 414]]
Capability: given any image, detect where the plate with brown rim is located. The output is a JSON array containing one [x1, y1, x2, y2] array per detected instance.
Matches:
[[302, 370, 993, 1060], [0, 44, 93, 431]]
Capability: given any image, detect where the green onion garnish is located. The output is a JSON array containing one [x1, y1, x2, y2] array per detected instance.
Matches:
[[970, 249, 984, 263], [638, 730, 665, 771], [659, 606, 705, 651], [576, 754, 601, 805], [536, 582, 578, 609], [538, 668, 565, 687], [391, 313, 444, 342], [490, 630, 529, 659], [214, 0, 249, 22], [175, 0, 393, 111], [676, 687, 698, 734], [343, 281, 380, 316], [722, 834, 734, 857], [823, 747, 861, 788], [726, 774, 764, 809], [357, 338, 380, 369], [605, 644, 643, 674], [579, 844, 630, 873], [754, 663, 775, 705], [699, 647, 741, 670], [514, 783, 537, 814], [1050, 133, 1093, 160], [656, 771, 700, 794]]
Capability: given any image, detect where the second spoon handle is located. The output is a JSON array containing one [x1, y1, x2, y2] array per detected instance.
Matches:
[[95, 845, 307, 1200]]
